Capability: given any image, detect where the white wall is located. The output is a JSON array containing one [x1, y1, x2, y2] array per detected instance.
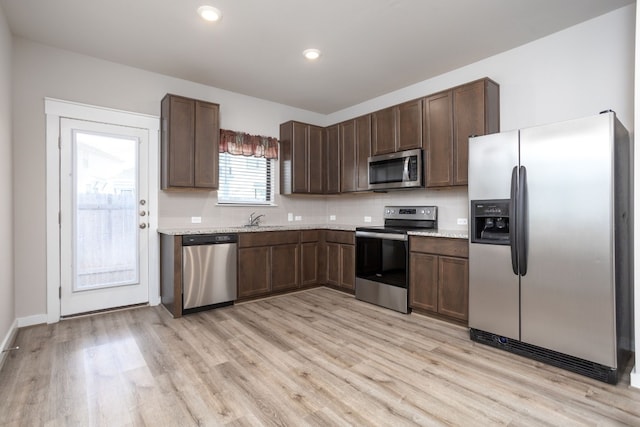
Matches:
[[0, 5, 15, 354], [10, 5, 635, 326]]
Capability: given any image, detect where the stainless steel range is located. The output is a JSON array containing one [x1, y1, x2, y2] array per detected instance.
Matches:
[[355, 206, 437, 313]]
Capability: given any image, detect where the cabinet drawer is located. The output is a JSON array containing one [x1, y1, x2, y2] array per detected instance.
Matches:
[[410, 236, 468, 258], [238, 231, 300, 248], [301, 229, 321, 243], [325, 230, 355, 245]]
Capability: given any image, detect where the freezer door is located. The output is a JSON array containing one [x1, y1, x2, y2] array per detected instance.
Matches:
[[468, 131, 520, 339], [519, 114, 617, 367]]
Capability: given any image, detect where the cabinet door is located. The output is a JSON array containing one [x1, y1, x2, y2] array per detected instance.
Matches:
[[326, 242, 340, 286], [340, 244, 355, 290], [164, 96, 195, 188], [194, 101, 219, 188], [340, 120, 357, 193], [355, 114, 372, 191], [438, 256, 469, 321], [424, 91, 453, 187], [325, 125, 340, 194], [238, 247, 271, 298], [308, 125, 325, 194], [292, 122, 308, 193], [372, 106, 396, 155], [397, 99, 423, 151], [409, 252, 438, 313], [301, 242, 319, 286], [453, 81, 485, 186], [271, 244, 300, 292]]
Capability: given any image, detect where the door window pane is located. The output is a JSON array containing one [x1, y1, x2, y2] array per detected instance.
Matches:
[[73, 131, 139, 291]]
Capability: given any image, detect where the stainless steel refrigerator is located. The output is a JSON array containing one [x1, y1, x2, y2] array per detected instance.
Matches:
[[468, 111, 632, 384]]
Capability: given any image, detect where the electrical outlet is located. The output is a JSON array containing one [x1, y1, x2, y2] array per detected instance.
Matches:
[[191, 216, 202, 224], [329, 215, 336, 221], [294, 215, 302, 221], [364, 216, 372, 223], [287, 213, 294, 221], [457, 218, 468, 225]]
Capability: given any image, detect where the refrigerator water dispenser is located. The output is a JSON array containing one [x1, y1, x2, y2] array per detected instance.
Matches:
[[470, 200, 510, 245]]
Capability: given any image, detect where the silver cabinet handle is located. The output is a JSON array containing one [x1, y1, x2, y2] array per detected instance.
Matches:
[[139, 223, 147, 229]]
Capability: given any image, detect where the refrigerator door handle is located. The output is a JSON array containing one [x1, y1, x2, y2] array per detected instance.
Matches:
[[510, 166, 519, 275], [519, 165, 528, 276]]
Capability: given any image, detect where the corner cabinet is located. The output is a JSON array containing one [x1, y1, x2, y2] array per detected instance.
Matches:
[[161, 94, 220, 190], [409, 236, 469, 323], [424, 78, 499, 188], [280, 121, 325, 195]]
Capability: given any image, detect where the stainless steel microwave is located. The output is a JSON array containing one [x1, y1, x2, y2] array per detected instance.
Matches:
[[368, 148, 423, 190]]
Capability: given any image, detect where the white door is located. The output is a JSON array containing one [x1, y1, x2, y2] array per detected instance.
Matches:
[[60, 118, 150, 316]]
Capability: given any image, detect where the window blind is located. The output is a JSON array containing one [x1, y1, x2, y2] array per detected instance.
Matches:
[[218, 152, 273, 205]]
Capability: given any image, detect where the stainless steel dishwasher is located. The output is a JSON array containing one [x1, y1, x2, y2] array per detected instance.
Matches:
[[182, 233, 237, 313]]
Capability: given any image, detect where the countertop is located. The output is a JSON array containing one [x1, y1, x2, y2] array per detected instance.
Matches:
[[158, 224, 468, 239]]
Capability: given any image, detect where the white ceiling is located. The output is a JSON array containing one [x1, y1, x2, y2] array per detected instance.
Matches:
[[0, 0, 634, 114]]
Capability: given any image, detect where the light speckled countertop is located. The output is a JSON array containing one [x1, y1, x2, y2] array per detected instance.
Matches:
[[408, 229, 469, 239], [158, 224, 468, 239]]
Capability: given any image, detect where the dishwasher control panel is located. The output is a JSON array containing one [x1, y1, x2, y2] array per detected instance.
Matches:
[[182, 233, 238, 245]]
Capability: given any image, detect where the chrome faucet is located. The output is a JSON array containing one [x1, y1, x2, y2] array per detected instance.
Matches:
[[248, 212, 265, 226]]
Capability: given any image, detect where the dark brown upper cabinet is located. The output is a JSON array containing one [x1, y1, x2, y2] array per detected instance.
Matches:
[[372, 106, 396, 155], [355, 114, 372, 191], [161, 94, 220, 190], [372, 99, 423, 156], [340, 120, 357, 193], [424, 78, 499, 188], [396, 99, 423, 151], [280, 121, 325, 195], [325, 125, 340, 194]]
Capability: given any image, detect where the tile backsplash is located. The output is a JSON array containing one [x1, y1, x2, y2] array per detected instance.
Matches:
[[158, 187, 468, 230]]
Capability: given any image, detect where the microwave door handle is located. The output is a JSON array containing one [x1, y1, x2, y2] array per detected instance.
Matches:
[[403, 156, 410, 180]]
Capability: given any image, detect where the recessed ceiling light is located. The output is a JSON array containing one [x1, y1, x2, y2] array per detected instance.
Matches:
[[197, 5, 222, 22], [303, 49, 321, 60]]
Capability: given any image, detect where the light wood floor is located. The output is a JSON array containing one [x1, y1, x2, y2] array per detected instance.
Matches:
[[1, 287, 640, 426]]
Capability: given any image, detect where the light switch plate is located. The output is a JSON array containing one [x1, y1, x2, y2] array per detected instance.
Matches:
[[457, 218, 468, 225], [191, 216, 202, 224], [364, 216, 372, 223], [287, 213, 294, 221], [329, 215, 336, 221]]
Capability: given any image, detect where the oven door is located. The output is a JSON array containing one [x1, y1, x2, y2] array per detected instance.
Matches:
[[356, 231, 408, 287], [355, 230, 410, 313]]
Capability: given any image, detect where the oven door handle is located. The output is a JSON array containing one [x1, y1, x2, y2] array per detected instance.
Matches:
[[355, 231, 408, 241]]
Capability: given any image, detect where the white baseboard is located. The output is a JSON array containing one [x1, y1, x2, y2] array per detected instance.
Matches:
[[17, 314, 48, 328], [0, 318, 18, 372], [631, 365, 640, 389]]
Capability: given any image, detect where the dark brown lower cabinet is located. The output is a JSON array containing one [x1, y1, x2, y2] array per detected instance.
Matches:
[[271, 244, 299, 292], [325, 231, 355, 291], [409, 236, 469, 322], [237, 231, 301, 299], [238, 246, 271, 298], [301, 230, 323, 286]]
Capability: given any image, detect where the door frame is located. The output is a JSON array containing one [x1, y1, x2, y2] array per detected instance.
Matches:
[[45, 98, 160, 323]]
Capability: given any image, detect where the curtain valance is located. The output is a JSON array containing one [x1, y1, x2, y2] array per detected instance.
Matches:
[[219, 129, 279, 159]]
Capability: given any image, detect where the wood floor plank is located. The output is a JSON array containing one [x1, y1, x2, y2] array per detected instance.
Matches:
[[1, 287, 640, 426]]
